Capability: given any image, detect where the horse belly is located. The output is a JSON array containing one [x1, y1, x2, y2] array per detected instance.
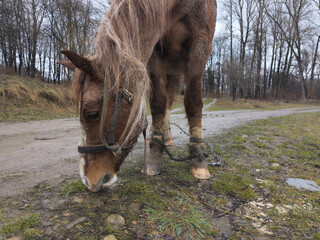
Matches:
[[162, 22, 191, 74]]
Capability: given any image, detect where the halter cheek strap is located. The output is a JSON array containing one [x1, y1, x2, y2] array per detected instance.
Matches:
[[78, 83, 136, 156]]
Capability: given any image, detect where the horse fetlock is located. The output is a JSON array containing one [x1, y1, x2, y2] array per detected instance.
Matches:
[[188, 142, 205, 156]]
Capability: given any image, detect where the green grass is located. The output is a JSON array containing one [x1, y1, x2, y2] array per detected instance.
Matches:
[[144, 199, 217, 239], [212, 172, 257, 200], [207, 112, 320, 239], [61, 180, 87, 195], [1, 214, 40, 237], [206, 97, 319, 111], [203, 97, 214, 105], [1, 112, 320, 239]]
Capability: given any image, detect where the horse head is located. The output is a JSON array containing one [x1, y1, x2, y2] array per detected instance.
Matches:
[[60, 50, 146, 192]]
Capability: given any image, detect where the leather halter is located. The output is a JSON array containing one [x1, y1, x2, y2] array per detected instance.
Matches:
[[78, 71, 137, 156]]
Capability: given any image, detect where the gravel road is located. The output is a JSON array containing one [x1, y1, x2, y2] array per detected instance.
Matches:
[[1, 107, 319, 197]]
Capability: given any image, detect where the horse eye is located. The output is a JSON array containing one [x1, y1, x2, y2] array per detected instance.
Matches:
[[86, 111, 100, 120]]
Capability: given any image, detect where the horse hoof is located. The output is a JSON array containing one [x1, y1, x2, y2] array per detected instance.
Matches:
[[165, 139, 175, 146], [141, 163, 161, 176], [190, 167, 211, 179]]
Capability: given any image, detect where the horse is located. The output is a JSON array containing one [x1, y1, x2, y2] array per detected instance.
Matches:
[[59, 0, 217, 192]]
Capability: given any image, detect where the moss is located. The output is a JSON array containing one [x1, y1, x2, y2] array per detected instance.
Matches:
[[144, 199, 218, 239], [212, 172, 257, 200], [1, 214, 40, 237], [61, 181, 87, 195], [253, 142, 270, 149]]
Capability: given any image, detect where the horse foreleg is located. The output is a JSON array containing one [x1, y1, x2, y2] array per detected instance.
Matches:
[[185, 54, 211, 180], [141, 71, 167, 175]]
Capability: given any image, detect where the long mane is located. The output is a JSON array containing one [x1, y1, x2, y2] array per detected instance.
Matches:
[[94, 0, 166, 144]]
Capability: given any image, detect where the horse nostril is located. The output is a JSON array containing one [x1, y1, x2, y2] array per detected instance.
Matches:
[[102, 173, 111, 184]]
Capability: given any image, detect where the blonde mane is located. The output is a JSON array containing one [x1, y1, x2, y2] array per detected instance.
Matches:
[[94, 0, 166, 144]]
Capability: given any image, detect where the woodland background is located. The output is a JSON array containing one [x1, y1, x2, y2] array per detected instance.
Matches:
[[1, 0, 320, 100]]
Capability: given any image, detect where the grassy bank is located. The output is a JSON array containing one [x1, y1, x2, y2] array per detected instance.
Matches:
[[0, 74, 76, 122], [1, 112, 319, 239], [206, 98, 319, 111], [1, 74, 318, 123], [166, 97, 320, 113]]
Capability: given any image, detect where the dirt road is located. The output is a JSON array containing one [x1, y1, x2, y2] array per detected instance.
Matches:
[[1, 107, 320, 197]]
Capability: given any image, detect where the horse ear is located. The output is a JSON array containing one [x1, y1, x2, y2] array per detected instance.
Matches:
[[58, 60, 76, 71], [61, 50, 95, 75]]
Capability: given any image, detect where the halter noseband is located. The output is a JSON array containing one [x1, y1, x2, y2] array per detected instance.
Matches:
[[78, 71, 136, 156]]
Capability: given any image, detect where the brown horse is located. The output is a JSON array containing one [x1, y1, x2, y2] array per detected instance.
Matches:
[[60, 0, 217, 192]]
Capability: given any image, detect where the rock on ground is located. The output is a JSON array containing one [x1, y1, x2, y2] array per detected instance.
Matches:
[[106, 214, 125, 228], [286, 178, 320, 192], [66, 217, 87, 229], [103, 235, 117, 240]]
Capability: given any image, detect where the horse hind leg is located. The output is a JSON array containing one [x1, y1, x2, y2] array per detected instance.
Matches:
[[161, 74, 180, 146]]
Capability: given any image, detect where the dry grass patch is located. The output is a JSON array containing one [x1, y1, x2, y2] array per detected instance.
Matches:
[[0, 74, 75, 122], [206, 97, 319, 111]]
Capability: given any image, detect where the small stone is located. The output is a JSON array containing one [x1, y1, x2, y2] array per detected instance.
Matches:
[[43, 222, 54, 227], [6, 236, 22, 240], [240, 206, 251, 215], [73, 197, 84, 203], [66, 217, 87, 229], [164, 234, 176, 240], [271, 163, 280, 168], [262, 188, 270, 195], [265, 203, 274, 208], [225, 201, 233, 208], [212, 217, 233, 236], [249, 184, 255, 189], [42, 199, 55, 210], [256, 169, 261, 173], [242, 135, 249, 138], [111, 193, 119, 201], [132, 220, 137, 225], [151, 230, 160, 236], [52, 223, 62, 231], [103, 235, 117, 240], [106, 214, 125, 228], [129, 202, 141, 214]]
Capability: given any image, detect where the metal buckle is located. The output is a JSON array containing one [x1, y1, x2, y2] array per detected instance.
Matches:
[[122, 88, 133, 103], [108, 142, 121, 156]]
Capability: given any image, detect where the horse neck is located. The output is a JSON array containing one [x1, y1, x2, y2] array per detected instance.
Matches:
[[95, 0, 170, 67]]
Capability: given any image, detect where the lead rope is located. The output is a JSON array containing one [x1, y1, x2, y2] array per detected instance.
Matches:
[[170, 123, 222, 166], [142, 128, 147, 173]]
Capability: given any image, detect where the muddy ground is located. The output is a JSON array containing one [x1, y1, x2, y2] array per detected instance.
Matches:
[[1, 108, 320, 240], [1, 107, 319, 197]]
